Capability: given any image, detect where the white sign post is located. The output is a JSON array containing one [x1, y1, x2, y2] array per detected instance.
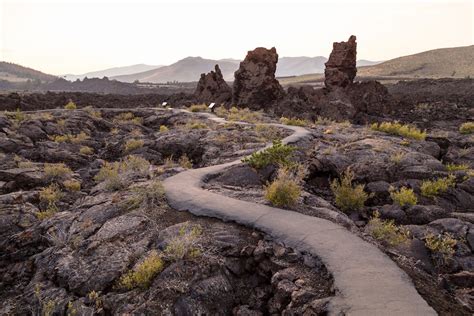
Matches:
[[162, 102, 167, 107], [209, 102, 216, 113]]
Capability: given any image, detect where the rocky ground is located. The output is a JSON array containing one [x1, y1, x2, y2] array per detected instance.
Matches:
[[0, 107, 332, 315], [206, 112, 474, 314]]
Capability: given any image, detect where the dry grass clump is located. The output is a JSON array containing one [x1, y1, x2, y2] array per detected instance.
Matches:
[[163, 224, 202, 261], [279, 117, 309, 127], [126, 180, 165, 210], [63, 179, 81, 192], [243, 140, 295, 169], [188, 104, 208, 112], [370, 121, 426, 140], [118, 251, 164, 290], [314, 116, 336, 126], [216, 106, 263, 123], [49, 131, 90, 144], [178, 154, 193, 169], [44, 163, 72, 179], [330, 169, 370, 212], [124, 139, 144, 153], [64, 101, 77, 110], [424, 232, 457, 262], [445, 163, 469, 172], [185, 121, 208, 129], [113, 112, 143, 125], [79, 146, 94, 155], [122, 155, 151, 174], [420, 175, 456, 198], [94, 156, 150, 191], [37, 183, 63, 220], [5, 108, 27, 123], [368, 211, 410, 246], [84, 106, 102, 118], [265, 167, 301, 207], [255, 124, 282, 142], [459, 122, 474, 134], [390, 151, 406, 164], [389, 186, 417, 206], [159, 125, 169, 132]]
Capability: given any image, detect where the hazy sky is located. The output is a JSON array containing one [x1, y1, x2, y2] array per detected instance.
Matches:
[[1, 0, 472, 75]]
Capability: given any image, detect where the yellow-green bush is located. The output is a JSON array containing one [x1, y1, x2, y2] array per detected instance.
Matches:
[[64, 101, 77, 110], [79, 146, 94, 155], [37, 183, 63, 220], [94, 162, 124, 191], [242, 140, 295, 169], [279, 117, 309, 127], [370, 121, 426, 140], [188, 104, 208, 112], [216, 106, 263, 123], [118, 251, 164, 289], [389, 186, 417, 206], [63, 179, 81, 192], [445, 163, 469, 172], [420, 175, 456, 198], [459, 122, 474, 134], [122, 155, 150, 174], [368, 211, 410, 246], [49, 132, 89, 144], [265, 167, 301, 207], [124, 139, 144, 153], [330, 169, 370, 212], [424, 232, 457, 260], [44, 163, 72, 179], [185, 121, 208, 129], [159, 125, 169, 132], [113, 112, 143, 125]]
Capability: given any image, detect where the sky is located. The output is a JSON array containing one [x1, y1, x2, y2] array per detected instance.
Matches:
[[1, 0, 473, 75]]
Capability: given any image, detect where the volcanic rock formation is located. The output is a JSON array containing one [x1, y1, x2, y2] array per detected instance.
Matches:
[[233, 47, 285, 110], [194, 65, 232, 104], [324, 35, 357, 88]]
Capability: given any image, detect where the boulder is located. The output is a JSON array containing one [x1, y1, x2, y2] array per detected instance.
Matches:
[[233, 47, 285, 110], [194, 65, 232, 104], [324, 35, 357, 89]]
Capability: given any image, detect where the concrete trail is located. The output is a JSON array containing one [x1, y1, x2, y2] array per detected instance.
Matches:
[[161, 111, 436, 315]]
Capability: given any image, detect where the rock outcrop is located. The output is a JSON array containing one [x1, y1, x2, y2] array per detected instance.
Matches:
[[233, 47, 285, 110], [324, 35, 357, 88], [194, 65, 232, 104]]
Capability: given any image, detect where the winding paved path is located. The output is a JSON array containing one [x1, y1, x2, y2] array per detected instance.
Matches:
[[162, 111, 436, 315]]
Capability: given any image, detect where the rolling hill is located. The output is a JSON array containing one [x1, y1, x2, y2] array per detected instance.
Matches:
[[0, 61, 57, 83], [63, 64, 162, 81]]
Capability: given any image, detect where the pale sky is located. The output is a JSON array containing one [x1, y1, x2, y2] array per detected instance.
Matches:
[[1, 0, 473, 75]]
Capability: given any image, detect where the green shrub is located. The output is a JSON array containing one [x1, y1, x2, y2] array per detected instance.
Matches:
[[159, 125, 169, 132], [44, 163, 72, 179], [389, 186, 417, 206], [420, 175, 456, 198], [370, 121, 426, 140], [64, 101, 77, 110], [445, 163, 469, 172], [164, 224, 202, 261], [424, 232, 457, 261], [459, 122, 474, 134], [118, 251, 164, 289], [79, 146, 94, 155], [265, 167, 301, 207], [368, 211, 410, 246], [188, 104, 208, 112], [330, 169, 370, 212], [279, 117, 309, 127], [124, 139, 144, 153], [242, 140, 295, 169]]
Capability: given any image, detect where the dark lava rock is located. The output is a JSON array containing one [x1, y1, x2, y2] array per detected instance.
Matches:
[[324, 35, 357, 89], [195, 64, 232, 104], [233, 47, 285, 110]]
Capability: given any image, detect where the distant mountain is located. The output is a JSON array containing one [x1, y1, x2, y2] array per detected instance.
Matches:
[[358, 45, 474, 78], [112, 57, 240, 83], [277, 57, 327, 77], [63, 64, 162, 81], [0, 61, 57, 83]]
